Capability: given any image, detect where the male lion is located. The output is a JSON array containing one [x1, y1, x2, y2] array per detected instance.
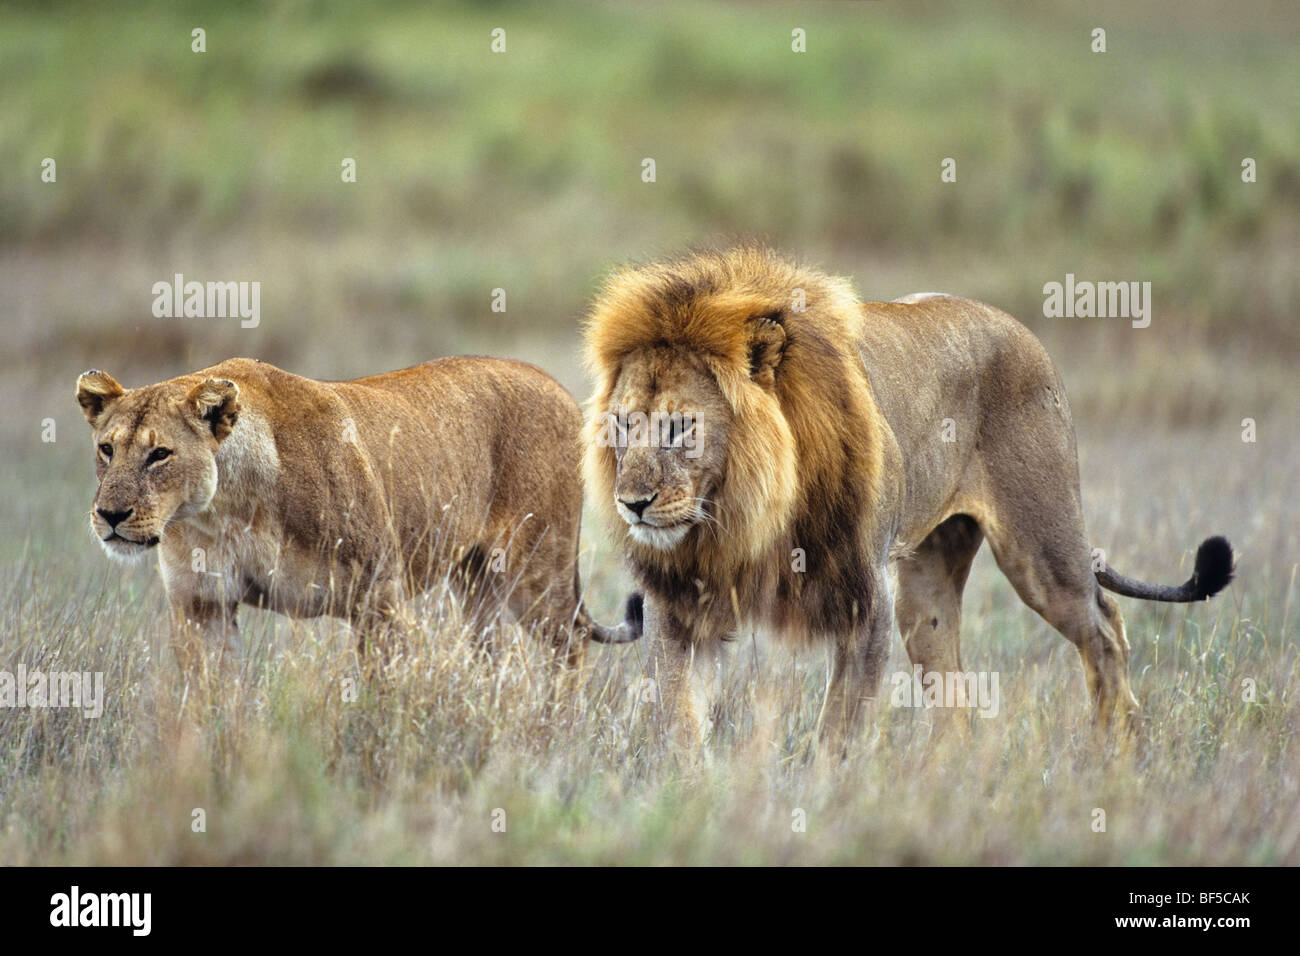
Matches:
[[77, 357, 639, 676], [583, 246, 1233, 744]]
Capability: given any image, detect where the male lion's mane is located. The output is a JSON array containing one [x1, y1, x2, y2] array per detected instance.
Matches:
[[584, 246, 892, 641]]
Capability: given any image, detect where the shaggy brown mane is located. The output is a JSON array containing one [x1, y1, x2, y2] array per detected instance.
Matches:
[[583, 246, 892, 642]]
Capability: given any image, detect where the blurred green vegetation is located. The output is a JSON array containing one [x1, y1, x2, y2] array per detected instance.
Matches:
[[1, 1, 1297, 866], [2, 0, 1297, 375]]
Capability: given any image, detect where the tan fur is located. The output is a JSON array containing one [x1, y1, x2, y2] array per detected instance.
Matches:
[[583, 246, 1195, 746], [77, 357, 635, 677]]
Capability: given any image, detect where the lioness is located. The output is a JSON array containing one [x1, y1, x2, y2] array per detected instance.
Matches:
[[77, 357, 639, 674], [583, 246, 1233, 744]]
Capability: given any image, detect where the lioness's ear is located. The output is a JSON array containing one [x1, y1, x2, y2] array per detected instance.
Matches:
[[76, 369, 125, 426], [748, 314, 787, 388], [186, 378, 240, 442]]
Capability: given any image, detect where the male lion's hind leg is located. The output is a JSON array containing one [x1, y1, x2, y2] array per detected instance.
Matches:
[[895, 515, 984, 731], [974, 372, 1142, 737], [1086, 590, 1141, 732], [897, 515, 983, 674], [982, 521, 1141, 736]]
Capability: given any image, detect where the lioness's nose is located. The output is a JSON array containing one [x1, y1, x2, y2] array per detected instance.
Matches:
[[97, 507, 133, 528], [620, 494, 657, 518]]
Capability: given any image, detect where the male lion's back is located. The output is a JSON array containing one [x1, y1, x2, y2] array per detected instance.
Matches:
[[857, 294, 1070, 435], [855, 295, 1077, 541]]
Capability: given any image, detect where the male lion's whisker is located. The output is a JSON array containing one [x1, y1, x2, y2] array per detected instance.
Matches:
[[686, 497, 728, 540]]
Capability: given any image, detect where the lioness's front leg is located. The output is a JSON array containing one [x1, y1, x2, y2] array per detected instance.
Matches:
[[167, 594, 241, 687], [159, 541, 241, 684], [818, 564, 894, 749], [349, 575, 414, 667], [640, 594, 721, 748]]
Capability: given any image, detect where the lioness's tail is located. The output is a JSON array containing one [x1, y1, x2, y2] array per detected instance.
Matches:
[[1096, 536, 1235, 602], [584, 592, 645, 644]]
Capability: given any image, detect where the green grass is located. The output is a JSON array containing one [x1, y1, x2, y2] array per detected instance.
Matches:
[[3, 1, 1298, 343], [0, 0, 1296, 864]]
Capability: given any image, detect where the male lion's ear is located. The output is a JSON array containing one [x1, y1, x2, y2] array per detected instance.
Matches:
[[747, 314, 787, 388], [186, 378, 240, 442], [76, 369, 125, 426]]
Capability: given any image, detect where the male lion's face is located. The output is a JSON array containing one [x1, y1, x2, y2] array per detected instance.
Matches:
[[75, 370, 240, 561], [602, 347, 730, 550]]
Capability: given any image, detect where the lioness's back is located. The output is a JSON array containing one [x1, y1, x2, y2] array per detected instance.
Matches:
[[201, 356, 583, 511]]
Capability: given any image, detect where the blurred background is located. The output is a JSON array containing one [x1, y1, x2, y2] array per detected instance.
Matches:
[[5, 0, 1297, 594], [0, 0, 1297, 865]]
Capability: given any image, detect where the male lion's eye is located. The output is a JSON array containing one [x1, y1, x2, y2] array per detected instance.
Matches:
[[668, 418, 694, 447], [147, 447, 173, 465], [98, 443, 113, 459]]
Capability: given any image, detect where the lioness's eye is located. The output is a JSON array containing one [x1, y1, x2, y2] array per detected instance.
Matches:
[[98, 443, 113, 459], [147, 447, 172, 465]]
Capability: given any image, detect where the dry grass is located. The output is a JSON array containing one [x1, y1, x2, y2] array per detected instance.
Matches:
[[1, 424, 1296, 865], [1, 0, 1296, 866]]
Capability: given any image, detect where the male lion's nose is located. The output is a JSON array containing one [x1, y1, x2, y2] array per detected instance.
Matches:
[[97, 507, 133, 528], [620, 494, 657, 519]]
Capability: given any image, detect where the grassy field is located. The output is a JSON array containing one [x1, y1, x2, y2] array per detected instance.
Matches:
[[1, 0, 1297, 864]]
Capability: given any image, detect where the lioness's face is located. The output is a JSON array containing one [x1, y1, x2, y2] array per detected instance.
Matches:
[[75, 370, 240, 560], [603, 348, 730, 550]]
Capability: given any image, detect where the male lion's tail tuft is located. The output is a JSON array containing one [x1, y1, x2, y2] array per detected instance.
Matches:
[[588, 592, 644, 644], [1096, 535, 1236, 603], [1189, 535, 1236, 599]]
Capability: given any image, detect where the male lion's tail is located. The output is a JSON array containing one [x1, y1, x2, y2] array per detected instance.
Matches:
[[583, 592, 645, 644], [1096, 536, 1235, 603]]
